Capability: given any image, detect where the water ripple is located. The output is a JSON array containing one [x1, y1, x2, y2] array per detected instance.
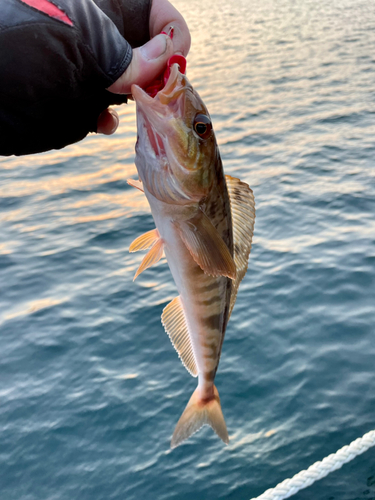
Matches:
[[1, 0, 375, 499]]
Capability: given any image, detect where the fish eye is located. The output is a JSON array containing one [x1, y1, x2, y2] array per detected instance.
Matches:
[[193, 114, 212, 139]]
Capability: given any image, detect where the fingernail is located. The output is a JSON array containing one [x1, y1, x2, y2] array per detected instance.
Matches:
[[97, 109, 119, 135], [161, 27, 174, 40], [108, 109, 119, 134], [140, 34, 168, 61]]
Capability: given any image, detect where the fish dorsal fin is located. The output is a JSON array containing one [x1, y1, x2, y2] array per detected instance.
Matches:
[[127, 178, 144, 192], [129, 228, 160, 252], [161, 296, 198, 377], [225, 175, 255, 317], [173, 209, 236, 280], [133, 237, 164, 280]]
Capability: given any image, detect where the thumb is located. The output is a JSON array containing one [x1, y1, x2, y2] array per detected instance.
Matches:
[[108, 34, 173, 94]]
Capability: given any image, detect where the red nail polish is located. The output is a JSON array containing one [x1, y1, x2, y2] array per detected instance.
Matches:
[[161, 26, 174, 40]]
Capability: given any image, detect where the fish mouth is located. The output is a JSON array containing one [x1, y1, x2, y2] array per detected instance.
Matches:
[[131, 62, 183, 113], [131, 63, 185, 158]]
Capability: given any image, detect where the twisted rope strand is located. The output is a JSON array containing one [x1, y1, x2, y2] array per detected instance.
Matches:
[[250, 429, 375, 500]]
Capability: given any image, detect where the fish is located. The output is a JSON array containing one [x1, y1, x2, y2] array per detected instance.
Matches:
[[128, 61, 255, 448]]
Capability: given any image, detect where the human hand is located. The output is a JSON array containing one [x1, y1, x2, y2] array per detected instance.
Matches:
[[97, 0, 190, 135]]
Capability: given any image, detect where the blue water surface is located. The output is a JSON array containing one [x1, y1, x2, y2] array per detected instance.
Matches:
[[1, 0, 375, 499]]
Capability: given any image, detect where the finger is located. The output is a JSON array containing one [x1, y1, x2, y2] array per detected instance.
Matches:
[[160, 23, 189, 56], [97, 108, 119, 135], [150, 0, 191, 56], [108, 33, 173, 94]]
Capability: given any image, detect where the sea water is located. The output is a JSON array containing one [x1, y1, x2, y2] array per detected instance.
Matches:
[[0, 0, 374, 498]]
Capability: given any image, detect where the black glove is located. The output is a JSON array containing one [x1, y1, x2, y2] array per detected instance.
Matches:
[[0, 0, 151, 156]]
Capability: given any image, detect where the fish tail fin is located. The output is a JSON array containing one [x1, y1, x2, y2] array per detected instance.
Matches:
[[171, 385, 229, 448]]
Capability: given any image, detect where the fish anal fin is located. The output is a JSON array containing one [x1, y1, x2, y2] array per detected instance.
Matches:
[[161, 296, 198, 377], [133, 237, 164, 280], [173, 209, 236, 280], [130, 228, 160, 252], [225, 175, 255, 317], [127, 178, 144, 192]]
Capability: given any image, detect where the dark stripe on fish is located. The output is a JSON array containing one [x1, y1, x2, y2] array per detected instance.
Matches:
[[203, 313, 222, 331], [203, 369, 216, 382], [201, 295, 222, 306], [197, 281, 220, 293]]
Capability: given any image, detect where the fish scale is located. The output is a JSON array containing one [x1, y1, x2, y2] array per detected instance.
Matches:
[[129, 61, 255, 448]]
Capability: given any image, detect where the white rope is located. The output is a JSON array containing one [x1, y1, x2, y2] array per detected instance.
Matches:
[[250, 429, 375, 500]]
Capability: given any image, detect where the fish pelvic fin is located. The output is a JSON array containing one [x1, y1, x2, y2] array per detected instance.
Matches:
[[133, 237, 164, 280], [130, 228, 160, 252], [171, 385, 228, 449]]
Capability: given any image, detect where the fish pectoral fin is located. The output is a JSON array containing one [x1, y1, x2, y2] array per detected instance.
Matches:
[[129, 228, 160, 252], [133, 237, 164, 280], [161, 296, 198, 377], [173, 209, 236, 279], [225, 175, 255, 317], [127, 178, 144, 192]]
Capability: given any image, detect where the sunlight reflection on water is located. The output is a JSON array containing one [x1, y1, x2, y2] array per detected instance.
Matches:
[[1, 0, 375, 499]]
